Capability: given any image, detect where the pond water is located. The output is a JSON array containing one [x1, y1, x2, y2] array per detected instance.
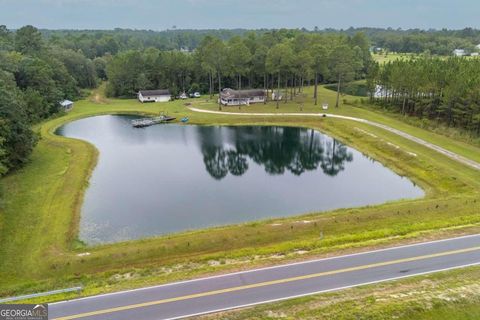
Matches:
[[57, 115, 424, 244]]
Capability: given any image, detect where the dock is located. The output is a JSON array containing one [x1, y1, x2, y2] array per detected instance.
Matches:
[[132, 115, 176, 128]]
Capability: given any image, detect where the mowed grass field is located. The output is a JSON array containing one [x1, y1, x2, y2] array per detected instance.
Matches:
[[372, 52, 480, 65], [371, 52, 415, 64], [0, 85, 479, 318]]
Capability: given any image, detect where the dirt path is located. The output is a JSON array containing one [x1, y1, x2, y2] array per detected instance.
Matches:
[[188, 107, 480, 171]]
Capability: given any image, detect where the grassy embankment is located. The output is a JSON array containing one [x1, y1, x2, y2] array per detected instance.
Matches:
[[0, 85, 479, 317]]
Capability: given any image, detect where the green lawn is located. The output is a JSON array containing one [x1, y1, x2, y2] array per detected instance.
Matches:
[[372, 52, 478, 65], [0, 86, 479, 319], [372, 52, 415, 64]]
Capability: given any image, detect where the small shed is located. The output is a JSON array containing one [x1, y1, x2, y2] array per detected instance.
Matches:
[[60, 100, 74, 111]]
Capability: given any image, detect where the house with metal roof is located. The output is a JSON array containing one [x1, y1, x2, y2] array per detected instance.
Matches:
[[219, 88, 265, 106], [138, 89, 171, 103]]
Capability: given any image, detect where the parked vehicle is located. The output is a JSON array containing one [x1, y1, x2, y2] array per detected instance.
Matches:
[[178, 92, 188, 99], [189, 92, 201, 98]]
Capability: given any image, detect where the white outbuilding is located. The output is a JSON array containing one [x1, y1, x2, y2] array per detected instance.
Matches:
[[59, 99, 74, 111], [138, 89, 171, 103], [453, 49, 466, 57]]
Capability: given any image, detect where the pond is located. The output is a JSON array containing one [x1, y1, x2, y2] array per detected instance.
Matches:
[[57, 115, 424, 244]]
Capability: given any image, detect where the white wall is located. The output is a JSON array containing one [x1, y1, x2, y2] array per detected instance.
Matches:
[[154, 96, 170, 102], [139, 94, 171, 103], [220, 96, 265, 106]]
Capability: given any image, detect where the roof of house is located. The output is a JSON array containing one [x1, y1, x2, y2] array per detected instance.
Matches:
[[59, 100, 73, 106], [220, 88, 265, 99], [139, 89, 171, 96]]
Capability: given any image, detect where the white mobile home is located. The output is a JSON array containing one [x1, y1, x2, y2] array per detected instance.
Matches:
[[219, 88, 265, 106], [138, 89, 171, 103]]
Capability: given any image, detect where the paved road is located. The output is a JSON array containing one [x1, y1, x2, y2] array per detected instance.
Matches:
[[188, 107, 480, 171], [50, 234, 480, 320]]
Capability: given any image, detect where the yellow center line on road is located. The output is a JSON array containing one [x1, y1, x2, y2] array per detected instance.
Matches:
[[53, 245, 480, 320]]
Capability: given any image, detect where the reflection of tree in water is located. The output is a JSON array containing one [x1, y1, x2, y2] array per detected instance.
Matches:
[[198, 126, 249, 180], [321, 139, 354, 176], [202, 147, 229, 180], [198, 126, 353, 180], [226, 150, 248, 176]]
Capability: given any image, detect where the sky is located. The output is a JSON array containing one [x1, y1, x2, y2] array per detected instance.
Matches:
[[0, 0, 478, 30]]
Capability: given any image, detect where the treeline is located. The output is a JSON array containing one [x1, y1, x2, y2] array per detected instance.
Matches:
[[367, 57, 480, 135], [0, 25, 99, 175], [41, 28, 262, 59], [338, 27, 480, 55], [105, 32, 371, 108], [373, 33, 477, 55], [40, 27, 480, 58]]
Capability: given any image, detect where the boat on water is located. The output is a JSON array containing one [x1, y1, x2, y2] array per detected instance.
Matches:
[[131, 115, 176, 128]]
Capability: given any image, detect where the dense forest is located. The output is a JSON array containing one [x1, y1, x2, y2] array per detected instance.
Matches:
[[0, 25, 96, 175], [41, 27, 480, 56], [367, 57, 480, 135]]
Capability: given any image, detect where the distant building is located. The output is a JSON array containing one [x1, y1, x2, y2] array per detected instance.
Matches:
[[59, 99, 74, 111], [471, 52, 479, 57], [370, 46, 384, 53], [219, 88, 265, 106], [138, 89, 171, 103], [453, 49, 466, 57], [271, 90, 283, 101], [373, 85, 392, 98]]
